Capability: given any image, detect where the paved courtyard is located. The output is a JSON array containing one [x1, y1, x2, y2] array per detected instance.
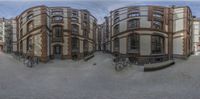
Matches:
[[0, 51, 200, 99]]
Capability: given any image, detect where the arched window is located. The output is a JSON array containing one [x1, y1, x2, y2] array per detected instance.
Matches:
[[71, 24, 79, 34], [27, 21, 34, 32], [151, 35, 164, 54], [128, 34, 139, 53]]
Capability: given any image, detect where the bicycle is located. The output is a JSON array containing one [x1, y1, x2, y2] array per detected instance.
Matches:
[[24, 56, 33, 68], [114, 56, 131, 71]]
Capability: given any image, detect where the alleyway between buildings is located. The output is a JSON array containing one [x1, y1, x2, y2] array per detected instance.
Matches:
[[0, 51, 200, 99]]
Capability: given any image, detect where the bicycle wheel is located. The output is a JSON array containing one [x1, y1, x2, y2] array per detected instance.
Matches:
[[115, 63, 124, 71], [26, 60, 33, 68]]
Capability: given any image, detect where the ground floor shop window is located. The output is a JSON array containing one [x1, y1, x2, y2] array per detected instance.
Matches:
[[113, 38, 119, 52], [128, 34, 139, 53], [151, 35, 164, 54]]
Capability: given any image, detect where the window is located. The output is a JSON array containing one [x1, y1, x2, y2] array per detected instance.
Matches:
[[71, 17, 78, 23], [53, 26, 63, 37], [72, 24, 79, 34], [83, 40, 88, 50], [152, 35, 164, 54], [152, 21, 163, 30], [27, 14, 33, 21], [20, 41, 23, 53], [127, 19, 139, 29], [83, 22, 87, 27], [83, 13, 88, 20], [71, 37, 79, 51], [72, 11, 78, 17], [114, 17, 120, 23], [114, 11, 119, 18], [26, 36, 32, 51], [20, 29, 23, 38], [52, 16, 63, 22], [27, 21, 34, 32], [52, 11, 63, 15], [153, 9, 163, 14], [128, 34, 139, 52], [113, 24, 119, 34], [114, 38, 119, 51], [153, 13, 163, 18], [128, 12, 140, 17], [83, 29, 88, 37]]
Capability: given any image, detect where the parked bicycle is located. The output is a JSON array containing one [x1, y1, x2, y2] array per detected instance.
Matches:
[[113, 55, 131, 71]]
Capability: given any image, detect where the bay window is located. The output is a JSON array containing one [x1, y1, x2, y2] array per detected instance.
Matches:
[[128, 34, 139, 53], [127, 19, 139, 29], [151, 35, 164, 54]]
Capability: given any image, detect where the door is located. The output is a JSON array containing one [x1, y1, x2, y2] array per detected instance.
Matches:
[[54, 45, 62, 59]]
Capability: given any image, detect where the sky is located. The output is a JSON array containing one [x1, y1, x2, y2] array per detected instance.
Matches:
[[0, 0, 200, 24]]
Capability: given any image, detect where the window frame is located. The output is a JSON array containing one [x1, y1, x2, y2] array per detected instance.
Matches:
[[113, 38, 119, 51], [52, 16, 63, 23], [71, 37, 79, 51], [113, 24, 119, 34], [151, 35, 164, 54], [152, 20, 163, 30], [27, 14, 33, 21], [27, 21, 34, 32], [71, 24, 79, 34], [127, 19, 139, 29], [128, 33, 139, 53], [53, 25, 63, 37]]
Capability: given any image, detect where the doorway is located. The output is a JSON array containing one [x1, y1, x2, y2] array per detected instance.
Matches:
[[54, 45, 62, 59]]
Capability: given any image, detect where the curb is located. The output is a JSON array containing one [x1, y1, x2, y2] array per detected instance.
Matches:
[[144, 60, 175, 72]]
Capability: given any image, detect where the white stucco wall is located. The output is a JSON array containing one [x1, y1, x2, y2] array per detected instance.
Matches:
[[119, 21, 126, 33], [140, 17, 151, 28], [80, 39, 83, 53], [173, 19, 184, 32], [63, 37, 69, 55], [34, 34, 42, 56], [173, 37, 183, 55], [120, 37, 127, 54], [140, 35, 151, 55]]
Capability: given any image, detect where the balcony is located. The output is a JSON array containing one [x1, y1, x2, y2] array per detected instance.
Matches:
[[52, 37, 63, 42]]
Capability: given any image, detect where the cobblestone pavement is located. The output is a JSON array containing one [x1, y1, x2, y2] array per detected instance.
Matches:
[[0, 51, 200, 99]]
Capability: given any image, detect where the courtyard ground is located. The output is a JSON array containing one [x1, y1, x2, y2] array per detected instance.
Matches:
[[0, 51, 200, 99]]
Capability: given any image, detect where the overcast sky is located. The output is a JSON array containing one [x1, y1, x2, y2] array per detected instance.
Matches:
[[0, 0, 200, 24]]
